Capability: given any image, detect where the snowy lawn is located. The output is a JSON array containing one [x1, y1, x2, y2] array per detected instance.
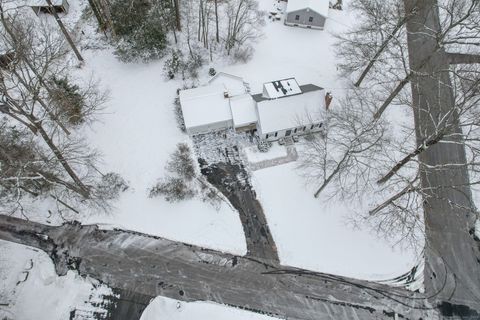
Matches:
[[251, 162, 420, 280], [0, 240, 112, 320], [79, 50, 247, 255], [141, 296, 279, 320]]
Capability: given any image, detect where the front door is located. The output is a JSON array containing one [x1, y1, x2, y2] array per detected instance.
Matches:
[[285, 129, 292, 136]]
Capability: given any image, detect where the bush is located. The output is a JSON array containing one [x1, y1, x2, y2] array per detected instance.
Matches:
[[95, 172, 129, 200], [208, 68, 216, 77], [173, 93, 186, 132], [50, 77, 85, 126], [163, 50, 183, 79], [148, 177, 195, 202], [166, 143, 196, 181], [232, 46, 254, 63]]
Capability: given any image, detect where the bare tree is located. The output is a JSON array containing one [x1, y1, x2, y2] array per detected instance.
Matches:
[[332, 0, 480, 307], [297, 92, 387, 199], [0, 8, 122, 218], [225, 0, 265, 56]]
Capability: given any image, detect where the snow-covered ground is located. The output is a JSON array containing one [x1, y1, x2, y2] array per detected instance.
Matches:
[[141, 296, 278, 320], [244, 144, 287, 163], [77, 50, 248, 255], [251, 162, 420, 280], [0, 240, 113, 320]]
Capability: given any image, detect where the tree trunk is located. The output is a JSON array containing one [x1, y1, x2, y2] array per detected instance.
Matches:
[[45, 0, 84, 62], [87, 0, 107, 31], [215, 0, 219, 43], [404, 0, 480, 310]]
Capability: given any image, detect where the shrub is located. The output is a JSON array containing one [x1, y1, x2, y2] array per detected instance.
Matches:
[[166, 143, 196, 181], [148, 177, 195, 202], [95, 172, 129, 200], [173, 93, 186, 132], [208, 67, 216, 76], [50, 77, 85, 126], [163, 50, 183, 79], [232, 45, 254, 63]]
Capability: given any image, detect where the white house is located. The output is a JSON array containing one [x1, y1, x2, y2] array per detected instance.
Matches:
[[284, 0, 330, 29], [208, 72, 250, 96], [179, 84, 233, 135], [179, 74, 328, 140], [252, 79, 326, 140]]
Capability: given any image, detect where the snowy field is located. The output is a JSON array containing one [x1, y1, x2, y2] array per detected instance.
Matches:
[[252, 162, 420, 280], [79, 50, 248, 255]]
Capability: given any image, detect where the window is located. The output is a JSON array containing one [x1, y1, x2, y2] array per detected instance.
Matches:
[[266, 134, 269, 139], [295, 15, 300, 20], [319, 123, 323, 128], [309, 16, 313, 22], [286, 129, 292, 136], [310, 125, 314, 130], [294, 128, 297, 133], [275, 132, 278, 137], [303, 126, 306, 131]]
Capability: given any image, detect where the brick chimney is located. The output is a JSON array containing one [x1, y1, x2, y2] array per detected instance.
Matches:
[[325, 92, 333, 110]]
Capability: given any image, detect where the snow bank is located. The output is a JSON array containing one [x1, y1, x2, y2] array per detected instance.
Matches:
[[0, 240, 112, 320], [140, 296, 279, 320], [244, 144, 287, 163]]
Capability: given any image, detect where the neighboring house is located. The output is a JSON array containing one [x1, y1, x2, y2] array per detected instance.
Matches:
[[28, 0, 70, 15], [284, 0, 330, 29], [179, 74, 328, 140]]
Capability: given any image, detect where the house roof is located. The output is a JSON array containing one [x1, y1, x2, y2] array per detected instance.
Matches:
[[229, 94, 258, 128], [263, 78, 301, 99], [208, 72, 247, 97], [256, 85, 325, 134], [286, 0, 330, 17], [28, 0, 65, 6], [179, 84, 232, 130]]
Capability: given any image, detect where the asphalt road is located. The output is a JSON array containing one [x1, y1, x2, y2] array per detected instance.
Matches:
[[0, 215, 438, 320]]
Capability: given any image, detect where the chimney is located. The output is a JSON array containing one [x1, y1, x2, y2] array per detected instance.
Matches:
[[325, 92, 333, 110]]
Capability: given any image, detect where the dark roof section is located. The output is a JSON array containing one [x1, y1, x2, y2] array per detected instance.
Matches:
[[252, 84, 324, 103]]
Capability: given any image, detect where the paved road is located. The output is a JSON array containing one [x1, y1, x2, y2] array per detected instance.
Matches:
[[202, 162, 279, 262], [0, 215, 438, 320]]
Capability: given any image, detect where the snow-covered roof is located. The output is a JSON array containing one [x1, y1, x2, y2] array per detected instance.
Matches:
[[208, 72, 247, 97], [256, 85, 325, 134], [28, 0, 65, 6], [179, 84, 232, 130], [263, 78, 301, 99], [229, 94, 258, 128], [286, 0, 330, 17]]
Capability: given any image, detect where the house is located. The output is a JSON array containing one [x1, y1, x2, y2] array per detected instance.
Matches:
[[284, 0, 329, 29], [253, 79, 326, 141], [29, 0, 70, 15], [179, 84, 233, 135], [208, 72, 250, 96], [179, 74, 327, 140]]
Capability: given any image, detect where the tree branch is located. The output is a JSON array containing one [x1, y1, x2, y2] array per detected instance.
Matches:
[[447, 52, 480, 65], [377, 131, 444, 185]]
